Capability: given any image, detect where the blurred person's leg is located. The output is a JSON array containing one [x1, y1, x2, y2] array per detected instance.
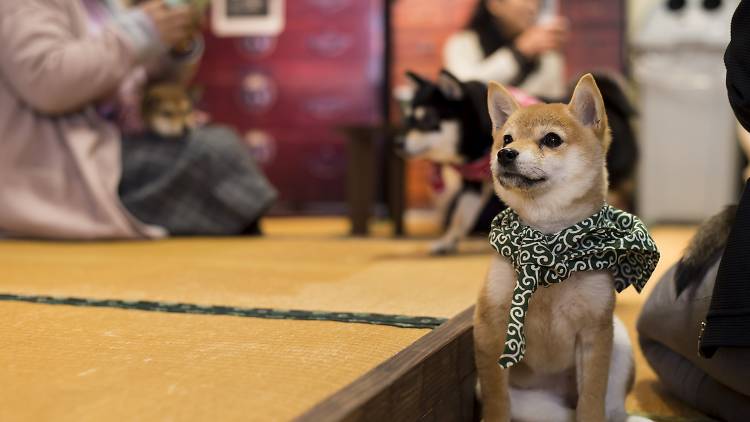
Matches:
[[639, 338, 750, 421], [638, 263, 750, 420], [119, 126, 277, 236]]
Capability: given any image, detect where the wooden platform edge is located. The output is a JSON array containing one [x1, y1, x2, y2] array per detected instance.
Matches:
[[295, 305, 478, 422]]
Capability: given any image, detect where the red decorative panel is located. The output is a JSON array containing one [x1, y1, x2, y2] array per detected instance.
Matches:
[[560, 0, 625, 78], [239, 127, 348, 206], [198, 65, 380, 127], [286, 0, 373, 18], [201, 21, 377, 63], [194, 0, 385, 214]]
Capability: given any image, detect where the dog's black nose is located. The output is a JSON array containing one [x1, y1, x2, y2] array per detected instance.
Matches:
[[498, 148, 518, 166]]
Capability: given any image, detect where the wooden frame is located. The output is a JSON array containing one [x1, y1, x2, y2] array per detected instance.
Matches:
[[296, 306, 478, 422], [345, 126, 406, 237]]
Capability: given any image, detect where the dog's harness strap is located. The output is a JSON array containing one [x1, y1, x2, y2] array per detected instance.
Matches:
[[488, 204, 660, 368]]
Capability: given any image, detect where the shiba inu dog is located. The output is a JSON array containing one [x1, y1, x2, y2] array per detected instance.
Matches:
[[474, 74, 649, 422], [402, 71, 638, 255], [141, 83, 196, 138]]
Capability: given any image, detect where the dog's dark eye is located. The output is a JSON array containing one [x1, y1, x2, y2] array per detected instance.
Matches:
[[666, 0, 686, 11], [414, 108, 440, 132], [541, 133, 563, 148], [703, 0, 721, 11], [503, 134, 513, 146]]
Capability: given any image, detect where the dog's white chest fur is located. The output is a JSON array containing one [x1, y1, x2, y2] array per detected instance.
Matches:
[[486, 256, 616, 375]]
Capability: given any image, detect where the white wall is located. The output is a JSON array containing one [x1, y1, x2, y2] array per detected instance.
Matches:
[[628, 0, 661, 36]]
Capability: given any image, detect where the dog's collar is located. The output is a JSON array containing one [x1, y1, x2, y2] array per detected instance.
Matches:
[[488, 204, 660, 368]]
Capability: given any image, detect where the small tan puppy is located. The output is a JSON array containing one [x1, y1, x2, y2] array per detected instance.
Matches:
[[141, 83, 196, 138], [475, 74, 648, 422]]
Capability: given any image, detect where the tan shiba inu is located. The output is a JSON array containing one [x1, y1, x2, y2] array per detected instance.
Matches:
[[474, 74, 648, 422], [141, 83, 196, 138]]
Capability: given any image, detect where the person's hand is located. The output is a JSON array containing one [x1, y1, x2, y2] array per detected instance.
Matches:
[[138, 0, 194, 48], [514, 17, 570, 58]]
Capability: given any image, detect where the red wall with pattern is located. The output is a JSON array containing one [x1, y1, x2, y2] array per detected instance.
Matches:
[[194, 0, 385, 214]]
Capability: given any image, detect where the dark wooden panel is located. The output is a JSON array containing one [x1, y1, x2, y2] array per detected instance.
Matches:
[[346, 128, 377, 235], [295, 306, 477, 422], [390, 366, 423, 421]]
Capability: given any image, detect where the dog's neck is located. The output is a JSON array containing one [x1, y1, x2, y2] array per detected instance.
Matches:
[[511, 172, 608, 234]]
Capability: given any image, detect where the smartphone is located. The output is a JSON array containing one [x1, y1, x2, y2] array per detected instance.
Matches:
[[537, 0, 558, 24]]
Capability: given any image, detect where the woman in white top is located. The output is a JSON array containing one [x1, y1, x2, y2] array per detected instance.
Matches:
[[444, 0, 569, 99]]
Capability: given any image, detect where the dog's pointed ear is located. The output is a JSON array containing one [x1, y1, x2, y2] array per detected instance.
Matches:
[[487, 81, 519, 130], [568, 73, 607, 136], [405, 71, 430, 87], [437, 70, 463, 100]]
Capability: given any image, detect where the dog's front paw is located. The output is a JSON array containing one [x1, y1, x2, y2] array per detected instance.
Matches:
[[430, 239, 458, 255]]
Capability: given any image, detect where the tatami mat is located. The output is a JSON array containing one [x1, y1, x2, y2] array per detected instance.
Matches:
[[0, 301, 427, 421], [0, 224, 491, 319], [0, 218, 702, 420]]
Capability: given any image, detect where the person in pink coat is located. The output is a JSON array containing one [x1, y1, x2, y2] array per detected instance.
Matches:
[[0, 0, 276, 239]]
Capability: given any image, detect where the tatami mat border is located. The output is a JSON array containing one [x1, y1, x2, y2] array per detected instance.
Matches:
[[0, 293, 446, 329]]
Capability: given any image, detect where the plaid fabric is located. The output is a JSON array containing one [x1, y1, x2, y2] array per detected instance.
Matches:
[[119, 126, 277, 235]]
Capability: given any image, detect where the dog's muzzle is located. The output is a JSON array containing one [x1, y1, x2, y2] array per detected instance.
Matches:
[[498, 148, 518, 167], [495, 149, 547, 187]]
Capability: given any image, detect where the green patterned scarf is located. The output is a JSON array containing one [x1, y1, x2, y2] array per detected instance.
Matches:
[[488, 204, 660, 368]]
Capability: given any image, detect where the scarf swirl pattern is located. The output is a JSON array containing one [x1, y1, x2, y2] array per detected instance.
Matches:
[[488, 204, 660, 368]]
